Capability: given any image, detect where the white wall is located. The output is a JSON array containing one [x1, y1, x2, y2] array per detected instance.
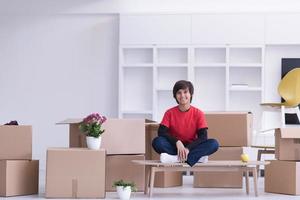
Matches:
[[0, 14, 119, 169]]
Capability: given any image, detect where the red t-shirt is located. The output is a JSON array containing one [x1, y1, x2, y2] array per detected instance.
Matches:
[[161, 105, 207, 144]]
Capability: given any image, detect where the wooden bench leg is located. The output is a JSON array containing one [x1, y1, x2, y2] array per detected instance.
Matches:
[[257, 149, 262, 178], [244, 170, 249, 195], [252, 167, 258, 197], [149, 167, 156, 197], [145, 166, 150, 194]]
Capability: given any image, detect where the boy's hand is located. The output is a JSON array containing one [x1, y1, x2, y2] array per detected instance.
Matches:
[[176, 140, 189, 162]]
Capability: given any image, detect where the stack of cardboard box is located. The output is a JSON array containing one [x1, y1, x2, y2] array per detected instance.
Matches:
[[0, 125, 39, 197], [145, 122, 183, 187], [265, 127, 300, 195], [193, 112, 253, 188], [52, 118, 146, 196]]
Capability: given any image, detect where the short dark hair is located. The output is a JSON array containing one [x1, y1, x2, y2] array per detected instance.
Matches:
[[173, 80, 194, 104]]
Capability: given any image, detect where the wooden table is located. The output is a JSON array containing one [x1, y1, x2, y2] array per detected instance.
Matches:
[[133, 160, 270, 197]]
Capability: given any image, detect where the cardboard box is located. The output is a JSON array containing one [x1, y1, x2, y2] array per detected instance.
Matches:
[[265, 160, 300, 195], [145, 123, 183, 187], [205, 112, 253, 147], [45, 148, 106, 198], [194, 147, 243, 188], [0, 125, 32, 160], [106, 155, 145, 192], [0, 160, 39, 197], [57, 118, 145, 155], [275, 127, 300, 160]]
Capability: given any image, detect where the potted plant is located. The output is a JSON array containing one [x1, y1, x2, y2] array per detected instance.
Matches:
[[79, 113, 107, 150], [113, 179, 137, 200]]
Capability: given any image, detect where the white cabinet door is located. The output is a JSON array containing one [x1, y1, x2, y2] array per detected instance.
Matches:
[[266, 14, 300, 44], [120, 14, 191, 44], [191, 14, 265, 44]]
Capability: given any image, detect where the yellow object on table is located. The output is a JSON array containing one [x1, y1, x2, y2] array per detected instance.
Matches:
[[241, 153, 250, 162]]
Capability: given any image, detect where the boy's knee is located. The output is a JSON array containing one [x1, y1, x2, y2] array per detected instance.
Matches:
[[152, 136, 166, 151], [207, 138, 219, 151]]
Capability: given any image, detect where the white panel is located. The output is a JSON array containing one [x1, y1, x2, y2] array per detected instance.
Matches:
[[123, 68, 153, 111], [229, 67, 262, 87], [120, 14, 191, 44], [229, 48, 262, 63], [157, 48, 188, 64], [157, 67, 188, 89], [157, 91, 177, 122], [266, 14, 300, 44], [194, 47, 226, 64], [123, 48, 153, 64], [192, 14, 265, 44], [228, 91, 262, 131], [193, 67, 226, 111]]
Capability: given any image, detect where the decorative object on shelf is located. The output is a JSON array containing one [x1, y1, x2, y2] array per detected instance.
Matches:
[[113, 179, 137, 200], [79, 113, 107, 150]]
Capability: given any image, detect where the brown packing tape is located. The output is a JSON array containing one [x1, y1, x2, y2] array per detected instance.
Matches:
[[72, 179, 78, 198]]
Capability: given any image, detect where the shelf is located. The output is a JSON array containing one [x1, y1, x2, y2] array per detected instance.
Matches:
[[123, 68, 153, 111], [123, 48, 153, 64], [194, 63, 226, 67], [229, 87, 262, 91], [157, 48, 188, 64], [229, 67, 262, 88], [156, 88, 173, 91], [193, 67, 226, 111], [122, 64, 153, 68], [229, 48, 262, 63], [156, 64, 188, 67], [229, 63, 263, 67], [120, 44, 264, 126], [194, 47, 226, 63], [157, 91, 176, 121], [157, 67, 188, 90]]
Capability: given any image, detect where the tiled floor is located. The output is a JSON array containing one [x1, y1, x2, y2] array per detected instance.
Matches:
[[6, 175, 299, 200]]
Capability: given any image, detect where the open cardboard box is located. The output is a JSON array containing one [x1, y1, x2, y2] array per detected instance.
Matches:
[[57, 118, 145, 155], [275, 127, 300, 160]]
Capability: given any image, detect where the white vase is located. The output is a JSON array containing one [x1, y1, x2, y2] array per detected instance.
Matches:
[[116, 186, 132, 200], [86, 136, 101, 150]]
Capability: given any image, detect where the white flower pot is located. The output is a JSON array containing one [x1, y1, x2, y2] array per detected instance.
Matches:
[[116, 186, 132, 200], [86, 136, 101, 150]]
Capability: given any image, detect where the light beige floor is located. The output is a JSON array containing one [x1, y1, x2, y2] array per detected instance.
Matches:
[[6, 174, 299, 200]]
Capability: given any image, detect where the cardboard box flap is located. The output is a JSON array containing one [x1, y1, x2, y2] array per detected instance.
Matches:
[[56, 119, 83, 125], [276, 128, 300, 138], [145, 119, 157, 123]]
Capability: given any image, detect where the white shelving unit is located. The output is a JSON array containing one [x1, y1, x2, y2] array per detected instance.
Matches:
[[119, 45, 264, 132]]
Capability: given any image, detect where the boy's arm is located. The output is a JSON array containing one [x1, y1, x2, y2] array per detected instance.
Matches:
[[158, 124, 178, 146], [186, 128, 208, 150]]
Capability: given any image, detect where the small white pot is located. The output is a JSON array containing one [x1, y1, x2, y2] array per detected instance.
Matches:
[[116, 186, 132, 200], [86, 136, 101, 150]]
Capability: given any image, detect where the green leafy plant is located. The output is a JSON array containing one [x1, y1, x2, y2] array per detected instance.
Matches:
[[113, 179, 137, 192], [79, 113, 107, 138]]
